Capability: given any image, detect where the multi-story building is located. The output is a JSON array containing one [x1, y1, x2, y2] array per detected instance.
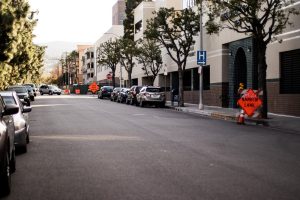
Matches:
[[112, 0, 126, 25], [95, 25, 124, 86], [82, 47, 96, 84], [78, 45, 93, 84]]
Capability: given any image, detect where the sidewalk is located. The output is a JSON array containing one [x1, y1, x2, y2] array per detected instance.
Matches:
[[166, 101, 300, 134]]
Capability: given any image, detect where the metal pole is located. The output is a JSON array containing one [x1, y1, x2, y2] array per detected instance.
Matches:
[[199, 0, 204, 110], [120, 65, 122, 88]]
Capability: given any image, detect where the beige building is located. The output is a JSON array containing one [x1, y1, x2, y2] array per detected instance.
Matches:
[[95, 25, 124, 86], [112, 0, 126, 25], [95, 0, 300, 116], [77, 45, 93, 84], [82, 47, 95, 84]]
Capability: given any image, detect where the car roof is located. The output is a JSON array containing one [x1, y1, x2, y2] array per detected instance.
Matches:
[[0, 91, 15, 96]]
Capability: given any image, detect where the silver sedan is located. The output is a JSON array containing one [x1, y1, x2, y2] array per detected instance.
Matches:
[[0, 91, 32, 153]]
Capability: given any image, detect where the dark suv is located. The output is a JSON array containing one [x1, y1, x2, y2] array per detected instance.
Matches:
[[126, 86, 142, 105], [98, 86, 113, 99]]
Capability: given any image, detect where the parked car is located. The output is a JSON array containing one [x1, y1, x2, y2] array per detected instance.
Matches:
[[117, 88, 130, 103], [110, 87, 121, 102], [136, 86, 166, 107], [98, 86, 113, 99], [0, 92, 32, 153], [23, 83, 37, 96], [40, 85, 61, 95], [23, 86, 35, 101], [0, 95, 19, 196], [6, 86, 30, 106], [126, 86, 142, 105]]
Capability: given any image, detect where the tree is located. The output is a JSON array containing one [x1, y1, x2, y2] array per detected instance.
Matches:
[[136, 39, 163, 85], [205, 0, 299, 118], [144, 7, 200, 107], [119, 38, 137, 88], [67, 50, 79, 84], [123, 0, 143, 40], [96, 40, 121, 88], [0, 0, 45, 89]]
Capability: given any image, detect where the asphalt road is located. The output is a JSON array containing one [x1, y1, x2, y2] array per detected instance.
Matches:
[[3, 95, 300, 200]]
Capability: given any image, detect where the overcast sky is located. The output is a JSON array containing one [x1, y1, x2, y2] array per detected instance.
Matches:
[[29, 0, 118, 44]]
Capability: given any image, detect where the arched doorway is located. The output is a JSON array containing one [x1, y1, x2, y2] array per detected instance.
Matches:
[[233, 48, 247, 107]]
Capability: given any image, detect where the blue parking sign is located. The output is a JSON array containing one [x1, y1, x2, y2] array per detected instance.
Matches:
[[197, 51, 206, 65]]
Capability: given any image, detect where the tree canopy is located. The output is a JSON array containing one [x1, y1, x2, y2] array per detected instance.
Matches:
[[145, 7, 200, 106], [0, 0, 45, 89]]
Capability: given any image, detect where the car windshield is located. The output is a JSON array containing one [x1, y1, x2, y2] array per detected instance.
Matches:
[[7, 87, 27, 93], [24, 84, 35, 88], [103, 87, 113, 92], [146, 88, 162, 93], [2, 95, 16, 105]]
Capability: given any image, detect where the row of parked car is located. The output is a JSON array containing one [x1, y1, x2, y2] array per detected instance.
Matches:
[[0, 85, 34, 196], [98, 85, 166, 108]]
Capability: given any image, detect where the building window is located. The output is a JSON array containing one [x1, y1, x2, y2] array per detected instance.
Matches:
[[91, 73, 94, 78], [280, 49, 300, 94], [203, 65, 210, 90], [91, 62, 94, 68], [192, 66, 210, 90], [91, 52, 94, 59], [135, 20, 143, 34]]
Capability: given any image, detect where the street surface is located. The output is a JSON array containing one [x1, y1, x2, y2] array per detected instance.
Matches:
[[3, 95, 300, 200]]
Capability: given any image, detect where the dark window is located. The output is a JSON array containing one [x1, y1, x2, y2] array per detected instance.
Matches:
[[203, 65, 210, 90], [280, 49, 300, 94], [146, 88, 162, 92], [183, 70, 192, 91], [135, 20, 142, 34], [91, 52, 94, 59], [91, 63, 94, 68]]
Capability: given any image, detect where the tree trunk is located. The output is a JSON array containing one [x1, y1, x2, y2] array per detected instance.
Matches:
[[257, 41, 268, 118], [112, 70, 116, 88], [127, 69, 132, 88], [178, 66, 184, 107]]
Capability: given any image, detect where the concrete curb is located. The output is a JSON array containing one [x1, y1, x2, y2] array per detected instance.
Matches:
[[167, 105, 269, 126]]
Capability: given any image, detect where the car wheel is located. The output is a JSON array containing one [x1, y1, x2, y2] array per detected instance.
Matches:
[[30, 96, 34, 101], [49, 91, 53, 95], [40, 92, 43, 95], [139, 100, 144, 107], [0, 147, 11, 196], [160, 102, 165, 108], [100, 95, 103, 99], [58, 93, 61, 95], [9, 148, 16, 174], [126, 98, 129, 105], [19, 144, 27, 154], [110, 97, 113, 101], [26, 130, 30, 144]]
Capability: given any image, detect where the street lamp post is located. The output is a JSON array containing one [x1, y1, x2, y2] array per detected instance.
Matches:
[[198, 0, 204, 110]]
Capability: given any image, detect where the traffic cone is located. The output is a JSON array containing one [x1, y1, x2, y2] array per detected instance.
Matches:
[[237, 110, 245, 125]]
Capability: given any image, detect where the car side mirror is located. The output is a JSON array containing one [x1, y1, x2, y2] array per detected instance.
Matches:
[[3, 104, 19, 116], [23, 106, 32, 113]]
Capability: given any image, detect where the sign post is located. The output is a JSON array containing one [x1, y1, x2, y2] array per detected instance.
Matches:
[[197, 50, 206, 110]]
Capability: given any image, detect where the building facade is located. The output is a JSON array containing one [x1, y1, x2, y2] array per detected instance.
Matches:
[[82, 47, 96, 84], [77, 45, 93, 84], [112, 0, 126, 25]]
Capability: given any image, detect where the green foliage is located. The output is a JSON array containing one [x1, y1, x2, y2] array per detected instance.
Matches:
[[205, 0, 299, 43], [136, 39, 163, 85], [97, 39, 121, 87], [123, 0, 143, 40], [0, 0, 45, 90], [144, 7, 200, 106], [119, 38, 137, 87]]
